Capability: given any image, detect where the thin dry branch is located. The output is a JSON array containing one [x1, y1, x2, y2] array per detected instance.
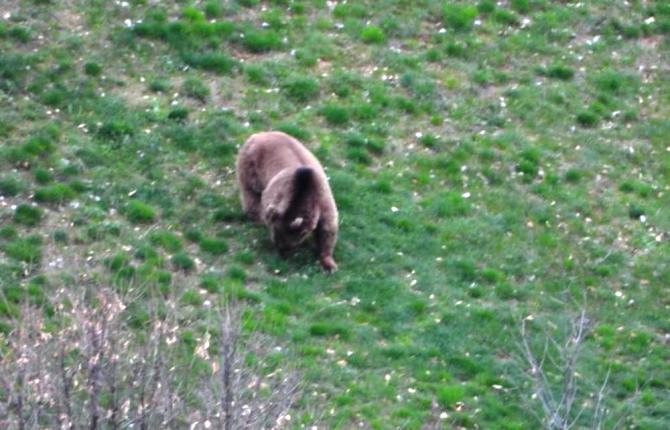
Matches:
[[0, 287, 304, 429], [519, 311, 619, 430]]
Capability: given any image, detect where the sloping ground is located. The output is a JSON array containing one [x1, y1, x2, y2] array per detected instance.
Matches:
[[1, 0, 669, 428]]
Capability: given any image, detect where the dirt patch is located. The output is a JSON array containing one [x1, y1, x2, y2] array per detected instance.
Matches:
[[55, 7, 84, 33]]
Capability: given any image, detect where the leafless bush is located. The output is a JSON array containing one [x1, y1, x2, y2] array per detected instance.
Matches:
[[0, 285, 300, 429], [519, 311, 633, 430]]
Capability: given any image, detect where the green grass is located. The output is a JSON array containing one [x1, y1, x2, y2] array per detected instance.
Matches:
[[33, 168, 53, 185], [437, 384, 466, 408], [443, 4, 479, 31], [0, 176, 24, 197], [84, 62, 102, 77], [1, 1, 669, 429], [34, 183, 77, 204], [14, 204, 43, 227], [172, 252, 195, 272], [2, 236, 42, 264], [199, 237, 229, 255], [182, 77, 210, 102], [125, 200, 157, 224], [282, 76, 320, 102], [149, 230, 183, 253], [543, 63, 575, 81], [576, 110, 600, 127], [242, 29, 282, 53], [361, 26, 385, 44], [320, 104, 350, 126]]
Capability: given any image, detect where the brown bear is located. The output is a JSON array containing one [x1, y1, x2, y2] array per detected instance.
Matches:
[[236, 131, 339, 272]]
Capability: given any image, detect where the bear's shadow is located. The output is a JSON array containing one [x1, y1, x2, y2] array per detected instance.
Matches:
[[256, 235, 324, 276]]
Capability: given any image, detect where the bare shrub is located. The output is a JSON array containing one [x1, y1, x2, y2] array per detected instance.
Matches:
[[0, 285, 299, 429], [519, 311, 636, 430]]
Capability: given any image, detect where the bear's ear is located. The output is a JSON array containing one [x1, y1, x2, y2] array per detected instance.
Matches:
[[290, 217, 304, 229]]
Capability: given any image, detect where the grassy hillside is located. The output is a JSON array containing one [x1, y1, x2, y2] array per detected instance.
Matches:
[[1, 0, 669, 428]]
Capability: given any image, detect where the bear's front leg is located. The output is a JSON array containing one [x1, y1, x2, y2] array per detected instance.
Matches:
[[315, 222, 338, 272], [240, 188, 262, 223]]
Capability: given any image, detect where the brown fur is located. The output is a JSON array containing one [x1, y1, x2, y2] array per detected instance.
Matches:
[[236, 131, 339, 271]]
